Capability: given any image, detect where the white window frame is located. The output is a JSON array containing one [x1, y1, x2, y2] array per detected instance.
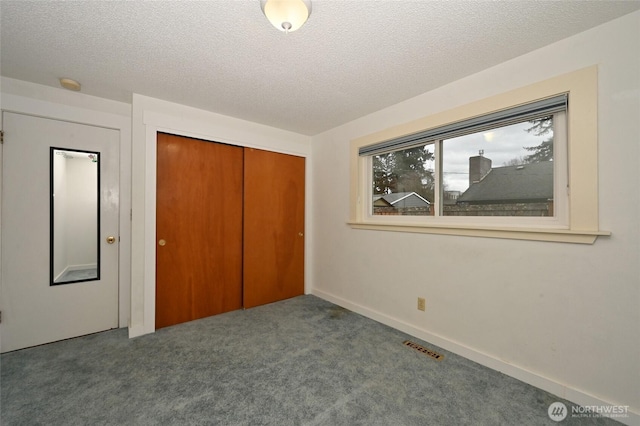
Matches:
[[348, 67, 609, 244]]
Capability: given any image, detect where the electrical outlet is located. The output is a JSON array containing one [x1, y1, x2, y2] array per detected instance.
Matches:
[[417, 297, 426, 311]]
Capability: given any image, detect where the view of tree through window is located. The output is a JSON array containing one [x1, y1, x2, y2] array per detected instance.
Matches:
[[372, 116, 554, 217], [372, 145, 435, 216]]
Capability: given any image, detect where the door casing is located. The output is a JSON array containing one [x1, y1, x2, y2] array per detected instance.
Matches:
[[131, 95, 310, 338]]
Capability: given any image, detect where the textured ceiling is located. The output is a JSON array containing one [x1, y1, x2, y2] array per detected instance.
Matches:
[[1, 1, 639, 135]]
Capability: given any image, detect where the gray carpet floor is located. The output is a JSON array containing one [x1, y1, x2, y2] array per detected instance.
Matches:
[[0, 295, 621, 425]]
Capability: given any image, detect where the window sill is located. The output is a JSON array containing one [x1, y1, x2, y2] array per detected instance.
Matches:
[[347, 221, 610, 244]]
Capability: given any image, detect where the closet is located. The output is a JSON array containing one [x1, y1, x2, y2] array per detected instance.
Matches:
[[155, 133, 305, 329]]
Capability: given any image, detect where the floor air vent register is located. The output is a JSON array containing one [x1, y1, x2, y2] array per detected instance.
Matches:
[[403, 340, 444, 361]]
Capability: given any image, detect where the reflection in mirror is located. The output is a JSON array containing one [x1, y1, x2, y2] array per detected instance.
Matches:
[[50, 148, 100, 285]]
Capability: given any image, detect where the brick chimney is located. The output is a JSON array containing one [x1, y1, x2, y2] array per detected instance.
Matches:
[[469, 150, 492, 186]]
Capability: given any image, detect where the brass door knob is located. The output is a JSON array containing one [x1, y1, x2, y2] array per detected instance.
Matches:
[[158, 239, 166, 246], [106, 236, 116, 244]]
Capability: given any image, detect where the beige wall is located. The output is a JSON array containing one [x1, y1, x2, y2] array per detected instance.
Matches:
[[310, 10, 639, 418]]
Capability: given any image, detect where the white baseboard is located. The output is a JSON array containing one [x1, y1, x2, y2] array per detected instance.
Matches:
[[54, 263, 99, 282], [67, 263, 98, 271], [311, 288, 639, 426], [54, 265, 70, 282]]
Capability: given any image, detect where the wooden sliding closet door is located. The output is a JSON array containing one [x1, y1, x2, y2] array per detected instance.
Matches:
[[156, 133, 243, 329], [243, 148, 305, 309]]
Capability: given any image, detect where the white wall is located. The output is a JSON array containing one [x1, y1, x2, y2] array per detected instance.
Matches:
[[52, 153, 68, 278], [310, 10, 640, 422], [64, 157, 98, 268]]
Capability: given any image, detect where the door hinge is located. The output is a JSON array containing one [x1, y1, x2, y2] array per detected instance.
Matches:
[[1, 130, 4, 144], [0, 311, 2, 323]]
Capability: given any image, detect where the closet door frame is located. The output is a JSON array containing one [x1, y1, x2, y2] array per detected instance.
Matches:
[[132, 105, 310, 337]]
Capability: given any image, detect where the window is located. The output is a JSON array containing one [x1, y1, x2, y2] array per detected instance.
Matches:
[[367, 97, 566, 222], [349, 67, 608, 243], [372, 144, 435, 216], [441, 117, 559, 218]]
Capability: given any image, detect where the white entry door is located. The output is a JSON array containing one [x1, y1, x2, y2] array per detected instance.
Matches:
[[1, 112, 119, 353]]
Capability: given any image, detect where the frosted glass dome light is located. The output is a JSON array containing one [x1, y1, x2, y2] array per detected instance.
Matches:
[[261, 0, 312, 33]]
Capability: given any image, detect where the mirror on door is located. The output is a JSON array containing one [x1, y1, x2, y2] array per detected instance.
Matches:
[[50, 147, 100, 285]]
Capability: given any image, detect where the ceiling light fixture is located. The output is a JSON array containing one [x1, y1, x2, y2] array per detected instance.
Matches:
[[260, 0, 311, 33], [59, 78, 81, 91]]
